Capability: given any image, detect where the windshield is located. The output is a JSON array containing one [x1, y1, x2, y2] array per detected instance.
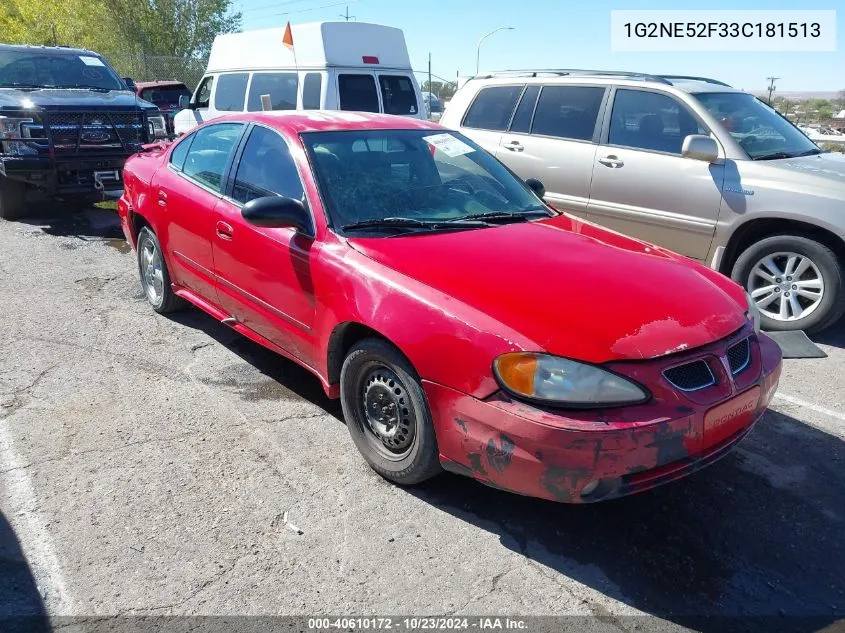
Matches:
[[140, 85, 190, 107], [0, 50, 124, 91], [302, 129, 549, 234], [694, 92, 820, 160]]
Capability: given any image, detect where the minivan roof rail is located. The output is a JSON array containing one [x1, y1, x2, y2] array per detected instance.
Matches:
[[471, 69, 673, 84], [657, 75, 732, 87]]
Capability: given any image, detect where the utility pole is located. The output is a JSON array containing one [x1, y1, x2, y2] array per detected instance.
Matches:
[[338, 6, 355, 21], [766, 76, 780, 105], [428, 52, 432, 98], [51, 23, 58, 46]]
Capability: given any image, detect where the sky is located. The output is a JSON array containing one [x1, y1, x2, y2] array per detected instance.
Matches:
[[234, 0, 843, 93]]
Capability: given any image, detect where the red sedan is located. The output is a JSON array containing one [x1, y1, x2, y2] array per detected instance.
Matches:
[[118, 112, 782, 503]]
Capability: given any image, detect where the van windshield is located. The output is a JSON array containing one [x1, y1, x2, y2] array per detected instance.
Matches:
[[0, 49, 124, 91], [694, 92, 821, 160]]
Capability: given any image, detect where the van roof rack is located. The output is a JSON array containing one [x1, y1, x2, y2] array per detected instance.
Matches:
[[471, 69, 673, 84], [657, 75, 732, 87]]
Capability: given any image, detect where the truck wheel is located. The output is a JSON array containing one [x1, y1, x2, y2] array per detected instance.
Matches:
[[340, 338, 441, 486], [136, 227, 186, 313], [0, 178, 28, 220], [731, 234, 845, 334]]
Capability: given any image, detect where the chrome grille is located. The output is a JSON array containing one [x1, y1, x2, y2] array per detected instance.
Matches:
[[726, 337, 751, 375], [31, 112, 145, 153], [663, 360, 716, 392]]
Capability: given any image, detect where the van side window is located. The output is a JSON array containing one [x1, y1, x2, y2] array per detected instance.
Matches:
[[531, 86, 605, 141], [509, 85, 540, 134], [302, 73, 322, 109], [379, 75, 418, 115], [247, 73, 298, 111], [338, 74, 380, 113], [214, 73, 249, 111], [608, 89, 708, 154], [232, 126, 305, 205], [182, 123, 244, 192], [462, 86, 523, 131], [194, 76, 213, 109]]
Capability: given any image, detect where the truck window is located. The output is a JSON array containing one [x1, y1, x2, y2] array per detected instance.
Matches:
[[378, 75, 418, 116], [214, 73, 249, 111], [338, 74, 379, 113], [531, 86, 605, 141], [247, 73, 298, 111], [302, 73, 322, 110], [462, 85, 523, 131]]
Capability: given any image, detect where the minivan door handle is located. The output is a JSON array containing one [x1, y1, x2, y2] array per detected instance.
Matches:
[[216, 221, 234, 241], [598, 155, 624, 168], [504, 140, 524, 152]]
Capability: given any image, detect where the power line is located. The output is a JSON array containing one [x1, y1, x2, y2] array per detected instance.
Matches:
[[338, 6, 356, 21], [263, 0, 360, 18], [240, 0, 339, 16]]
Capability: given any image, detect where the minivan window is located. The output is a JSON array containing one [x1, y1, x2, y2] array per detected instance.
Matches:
[[462, 85, 523, 131], [303, 73, 322, 109], [531, 86, 605, 141], [338, 74, 380, 112], [213, 73, 249, 111], [379, 75, 418, 115], [609, 89, 708, 154], [182, 123, 243, 192], [247, 72, 298, 111], [509, 85, 540, 134], [233, 126, 304, 204], [194, 76, 213, 108]]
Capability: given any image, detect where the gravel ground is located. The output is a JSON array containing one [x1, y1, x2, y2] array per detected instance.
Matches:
[[0, 208, 843, 632]]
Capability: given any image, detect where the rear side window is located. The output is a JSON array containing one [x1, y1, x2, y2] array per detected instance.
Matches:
[[169, 134, 194, 171], [302, 73, 323, 109], [609, 89, 708, 154], [339, 74, 380, 112], [182, 123, 243, 192], [379, 75, 418, 115], [247, 73, 298, 111], [509, 85, 540, 134], [531, 86, 605, 141], [232, 126, 305, 204], [214, 73, 249, 111], [462, 85, 523, 131]]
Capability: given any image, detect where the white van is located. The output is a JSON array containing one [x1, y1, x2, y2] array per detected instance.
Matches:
[[173, 21, 424, 134]]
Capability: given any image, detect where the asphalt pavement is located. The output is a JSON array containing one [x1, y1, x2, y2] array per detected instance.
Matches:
[[0, 207, 843, 632]]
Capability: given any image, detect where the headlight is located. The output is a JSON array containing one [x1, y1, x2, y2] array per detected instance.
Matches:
[[0, 115, 34, 140], [147, 113, 167, 139], [493, 352, 650, 408], [745, 292, 762, 334]]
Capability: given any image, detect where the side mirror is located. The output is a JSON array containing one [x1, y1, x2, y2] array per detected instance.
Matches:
[[178, 94, 192, 110], [242, 196, 312, 234], [682, 134, 719, 163], [525, 178, 546, 199], [123, 77, 136, 91]]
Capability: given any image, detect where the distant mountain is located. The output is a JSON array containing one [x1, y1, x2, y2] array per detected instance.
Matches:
[[750, 90, 842, 100]]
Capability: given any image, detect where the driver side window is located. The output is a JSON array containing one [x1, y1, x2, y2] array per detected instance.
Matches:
[[194, 76, 214, 109]]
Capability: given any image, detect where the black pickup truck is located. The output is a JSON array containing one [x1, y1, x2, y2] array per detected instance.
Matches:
[[0, 44, 167, 219]]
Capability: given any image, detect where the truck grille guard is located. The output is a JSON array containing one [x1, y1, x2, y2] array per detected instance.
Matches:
[[22, 111, 147, 155]]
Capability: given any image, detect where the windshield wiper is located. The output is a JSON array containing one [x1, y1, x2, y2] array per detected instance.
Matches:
[[449, 208, 551, 223], [342, 217, 488, 232], [754, 148, 822, 161], [61, 84, 111, 92], [0, 83, 47, 90]]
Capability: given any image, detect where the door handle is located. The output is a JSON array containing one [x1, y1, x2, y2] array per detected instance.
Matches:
[[157, 190, 168, 207], [504, 140, 524, 152], [216, 221, 234, 241], [598, 155, 624, 168]]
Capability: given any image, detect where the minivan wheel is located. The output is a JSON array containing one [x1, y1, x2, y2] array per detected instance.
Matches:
[[340, 338, 441, 485], [136, 226, 185, 314], [0, 177, 28, 220], [731, 235, 845, 333]]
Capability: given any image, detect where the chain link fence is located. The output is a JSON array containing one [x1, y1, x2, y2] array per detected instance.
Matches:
[[107, 54, 207, 90]]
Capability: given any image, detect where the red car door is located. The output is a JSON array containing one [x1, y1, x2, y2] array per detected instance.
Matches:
[[154, 121, 245, 304], [211, 124, 319, 366]]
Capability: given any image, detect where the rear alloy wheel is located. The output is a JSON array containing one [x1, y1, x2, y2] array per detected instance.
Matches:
[[136, 226, 185, 314], [0, 177, 28, 220], [340, 338, 441, 485], [732, 235, 845, 333]]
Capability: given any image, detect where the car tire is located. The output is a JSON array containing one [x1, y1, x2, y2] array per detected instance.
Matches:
[[340, 338, 442, 485], [731, 234, 845, 334], [0, 177, 28, 220], [136, 226, 186, 314]]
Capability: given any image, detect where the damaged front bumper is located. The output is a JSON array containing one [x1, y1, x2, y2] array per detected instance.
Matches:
[[425, 328, 782, 504]]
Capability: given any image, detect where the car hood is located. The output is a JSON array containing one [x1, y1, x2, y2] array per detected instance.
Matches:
[[0, 88, 152, 110], [348, 216, 748, 363], [765, 152, 845, 186]]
